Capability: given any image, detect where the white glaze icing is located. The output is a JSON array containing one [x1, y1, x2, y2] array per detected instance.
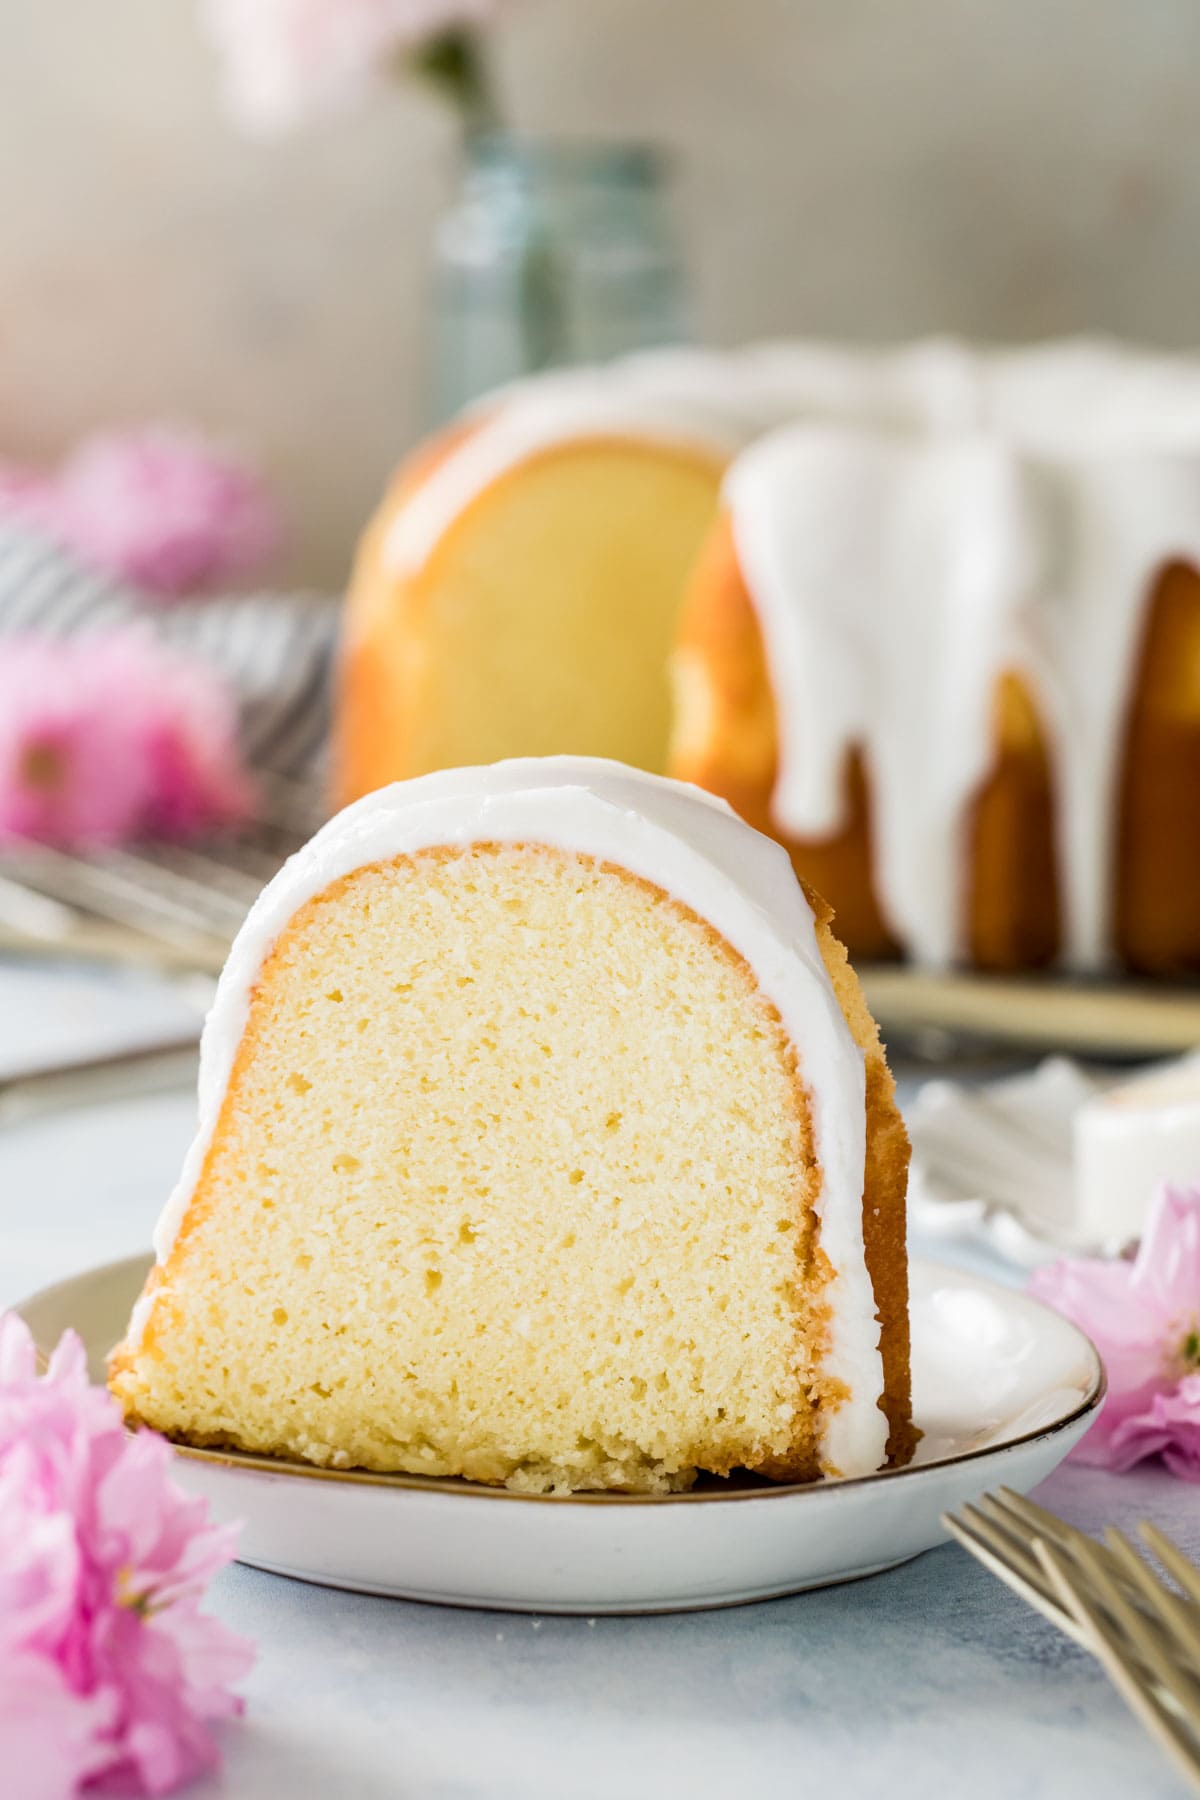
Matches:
[[729, 423, 1200, 968], [728, 427, 1043, 965], [382, 337, 1003, 577], [137, 757, 889, 1479]]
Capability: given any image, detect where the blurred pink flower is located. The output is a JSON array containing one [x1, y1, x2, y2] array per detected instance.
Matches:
[[0, 1312, 254, 1798], [0, 639, 156, 846], [0, 430, 282, 599], [57, 430, 281, 598], [1107, 1376, 1200, 1480], [94, 634, 258, 837], [1029, 1183, 1200, 1477], [201, 0, 506, 132], [0, 633, 255, 848]]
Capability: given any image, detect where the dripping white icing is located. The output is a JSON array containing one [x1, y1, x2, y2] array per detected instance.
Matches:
[[136, 758, 888, 1480], [728, 428, 1044, 966], [729, 422, 1200, 970]]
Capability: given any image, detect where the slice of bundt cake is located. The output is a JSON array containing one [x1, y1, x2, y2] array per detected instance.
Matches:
[[110, 758, 913, 1491], [669, 414, 1200, 976]]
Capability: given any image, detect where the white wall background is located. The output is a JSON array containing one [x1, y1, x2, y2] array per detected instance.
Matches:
[[4, 0, 1200, 584]]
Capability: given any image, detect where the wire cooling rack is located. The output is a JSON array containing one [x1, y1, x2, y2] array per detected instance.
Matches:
[[0, 771, 325, 975]]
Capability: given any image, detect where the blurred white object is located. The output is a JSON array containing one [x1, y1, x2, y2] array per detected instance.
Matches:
[[1073, 1052, 1200, 1246], [909, 1050, 1200, 1264], [908, 1057, 1106, 1267]]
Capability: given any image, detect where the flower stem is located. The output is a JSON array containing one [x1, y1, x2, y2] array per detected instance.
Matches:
[[410, 27, 500, 132]]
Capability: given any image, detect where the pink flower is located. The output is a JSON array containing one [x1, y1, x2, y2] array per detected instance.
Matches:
[[54, 430, 283, 598], [0, 633, 255, 848], [1030, 1183, 1200, 1477], [0, 1312, 254, 1798], [0, 639, 156, 846], [0, 429, 282, 599], [1108, 1376, 1200, 1480], [200, 0, 506, 132], [87, 634, 257, 839]]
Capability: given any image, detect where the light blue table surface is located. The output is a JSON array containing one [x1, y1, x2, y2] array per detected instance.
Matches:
[[1, 957, 1195, 1800]]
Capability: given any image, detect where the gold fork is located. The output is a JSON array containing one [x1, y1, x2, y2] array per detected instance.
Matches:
[[944, 1488, 1200, 1794]]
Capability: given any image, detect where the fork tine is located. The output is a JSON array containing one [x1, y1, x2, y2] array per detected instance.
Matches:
[[942, 1508, 1088, 1644], [1002, 1493, 1200, 1691], [1141, 1523, 1200, 1613], [1105, 1529, 1200, 1683], [955, 1496, 1200, 1696], [1069, 1532, 1200, 1721], [957, 1503, 1064, 1596], [994, 1486, 1084, 1542], [993, 1487, 1136, 1587], [1036, 1540, 1200, 1795], [993, 1490, 1122, 1576]]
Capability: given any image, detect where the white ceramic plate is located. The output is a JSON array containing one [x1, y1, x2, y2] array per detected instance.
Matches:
[[17, 1254, 1103, 1615]]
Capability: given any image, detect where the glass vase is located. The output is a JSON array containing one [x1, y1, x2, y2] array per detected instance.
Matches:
[[432, 134, 691, 421]]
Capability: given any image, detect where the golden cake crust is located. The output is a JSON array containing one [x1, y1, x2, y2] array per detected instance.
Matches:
[[805, 884, 915, 1467]]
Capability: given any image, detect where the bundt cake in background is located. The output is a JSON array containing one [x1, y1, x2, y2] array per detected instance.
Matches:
[[110, 759, 914, 1491], [334, 344, 966, 800], [335, 339, 1200, 976]]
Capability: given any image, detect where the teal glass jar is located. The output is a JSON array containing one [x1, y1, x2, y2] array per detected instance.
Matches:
[[432, 135, 691, 420]]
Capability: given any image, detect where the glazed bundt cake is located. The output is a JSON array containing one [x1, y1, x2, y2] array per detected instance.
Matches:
[[110, 759, 914, 1492], [673, 388, 1200, 976], [336, 339, 1200, 975]]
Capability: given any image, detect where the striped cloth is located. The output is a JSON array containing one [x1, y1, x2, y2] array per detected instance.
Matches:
[[0, 519, 339, 778]]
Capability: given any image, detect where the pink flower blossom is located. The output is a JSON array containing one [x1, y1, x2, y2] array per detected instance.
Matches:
[[0, 1312, 254, 1798], [0, 633, 255, 848], [0, 639, 156, 846], [0, 429, 282, 599], [201, 0, 506, 132], [1030, 1183, 1200, 1477], [87, 634, 257, 838], [1108, 1376, 1200, 1480]]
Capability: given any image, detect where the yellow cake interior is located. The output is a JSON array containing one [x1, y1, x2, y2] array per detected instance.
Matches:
[[336, 439, 724, 800], [112, 843, 843, 1493]]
